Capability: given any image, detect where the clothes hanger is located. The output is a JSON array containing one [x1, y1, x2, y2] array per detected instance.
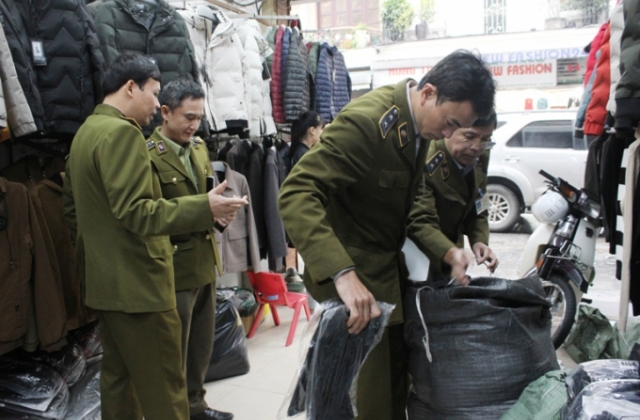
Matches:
[[195, 5, 219, 23], [211, 161, 226, 172]]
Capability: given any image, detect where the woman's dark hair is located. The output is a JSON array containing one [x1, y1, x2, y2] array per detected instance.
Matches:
[[103, 53, 161, 96], [290, 111, 325, 157]]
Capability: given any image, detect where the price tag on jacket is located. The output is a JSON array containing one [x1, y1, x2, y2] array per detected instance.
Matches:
[[31, 39, 47, 66]]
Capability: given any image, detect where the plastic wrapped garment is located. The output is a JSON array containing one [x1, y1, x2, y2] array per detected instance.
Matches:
[[63, 361, 100, 420], [563, 379, 640, 419], [69, 321, 102, 365], [404, 276, 559, 420], [0, 359, 69, 419], [500, 370, 569, 420], [280, 298, 394, 420], [7, 343, 86, 387], [217, 287, 258, 317], [565, 360, 640, 402], [205, 298, 250, 382]]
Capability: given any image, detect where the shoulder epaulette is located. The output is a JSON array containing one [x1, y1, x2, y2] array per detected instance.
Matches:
[[379, 105, 400, 139], [426, 151, 445, 177]]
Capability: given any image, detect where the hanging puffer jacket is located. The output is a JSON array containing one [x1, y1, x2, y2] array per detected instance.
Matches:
[[315, 43, 351, 122], [271, 26, 285, 124], [28, 0, 105, 135], [283, 28, 310, 122]]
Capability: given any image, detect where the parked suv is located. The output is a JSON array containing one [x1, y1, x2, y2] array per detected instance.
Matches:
[[487, 110, 586, 232]]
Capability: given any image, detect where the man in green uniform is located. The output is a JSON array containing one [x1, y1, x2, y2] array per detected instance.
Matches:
[[147, 79, 234, 420], [278, 50, 495, 420], [63, 54, 247, 420], [407, 112, 500, 286]]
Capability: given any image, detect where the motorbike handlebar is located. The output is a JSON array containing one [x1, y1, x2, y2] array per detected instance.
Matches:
[[539, 170, 556, 183]]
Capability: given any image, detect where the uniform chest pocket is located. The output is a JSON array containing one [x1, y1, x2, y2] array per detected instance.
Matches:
[[158, 170, 187, 186], [378, 170, 411, 189]]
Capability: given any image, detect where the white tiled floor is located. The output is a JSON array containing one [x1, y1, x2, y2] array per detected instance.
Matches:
[[203, 307, 310, 420]]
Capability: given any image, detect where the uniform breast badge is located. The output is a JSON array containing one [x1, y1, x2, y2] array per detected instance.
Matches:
[[397, 122, 409, 148], [156, 140, 167, 154]]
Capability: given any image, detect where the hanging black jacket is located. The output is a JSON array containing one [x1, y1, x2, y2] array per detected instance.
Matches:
[[29, 0, 105, 135], [0, 0, 104, 136], [94, 0, 200, 133], [94, 0, 199, 86]]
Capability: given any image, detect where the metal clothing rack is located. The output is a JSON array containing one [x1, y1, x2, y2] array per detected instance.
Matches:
[[167, 0, 298, 25]]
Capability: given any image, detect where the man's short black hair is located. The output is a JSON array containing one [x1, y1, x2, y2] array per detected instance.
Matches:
[[472, 110, 497, 129], [418, 50, 496, 119], [158, 78, 205, 111], [102, 53, 161, 96]]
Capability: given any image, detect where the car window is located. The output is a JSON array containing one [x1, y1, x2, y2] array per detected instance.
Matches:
[[506, 120, 574, 149]]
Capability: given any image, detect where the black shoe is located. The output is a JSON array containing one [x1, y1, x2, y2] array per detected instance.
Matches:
[[190, 408, 234, 420]]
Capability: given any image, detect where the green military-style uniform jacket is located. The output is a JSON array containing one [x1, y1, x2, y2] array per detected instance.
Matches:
[[278, 79, 429, 325], [63, 104, 214, 313], [407, 139, 490, 276], [146, 128, 222, 291]]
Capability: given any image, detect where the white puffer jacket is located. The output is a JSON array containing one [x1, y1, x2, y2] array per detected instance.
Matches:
[[238, 20, 276, 137], [204, 11, 250, 132], [0, 23, 36, 136]]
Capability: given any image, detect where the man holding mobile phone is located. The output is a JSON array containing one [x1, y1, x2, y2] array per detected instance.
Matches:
[[146, 79, 237, 420]]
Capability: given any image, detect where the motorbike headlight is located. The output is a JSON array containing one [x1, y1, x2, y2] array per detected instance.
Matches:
[[577, 194, 601, 219]]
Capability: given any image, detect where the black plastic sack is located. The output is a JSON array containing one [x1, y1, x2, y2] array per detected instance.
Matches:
[[217, 287, 258, 317], [563, 379, 640, 419], [281, 298, 394, 420], [205, 298, 250, 382], [69, 321, 102, 365], [0, 359, 69, 419], [63, 361, 101, 419], [404, 276, 559, 420], [7, 343, 86, 387], [565, 360, 640, 403]]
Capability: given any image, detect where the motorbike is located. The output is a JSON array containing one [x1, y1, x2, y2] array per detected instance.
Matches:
[[517, 170, 601, 349]]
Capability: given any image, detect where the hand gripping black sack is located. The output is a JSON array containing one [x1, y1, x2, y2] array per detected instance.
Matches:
[[205, 297, 250, 382], [404, 276, 559, 420]]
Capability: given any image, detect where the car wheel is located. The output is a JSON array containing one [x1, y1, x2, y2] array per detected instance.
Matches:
[[486, 184, 520, 232]]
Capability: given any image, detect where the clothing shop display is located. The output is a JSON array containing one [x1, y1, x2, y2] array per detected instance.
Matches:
[[285, 299, 394, 420], [404, 276, 559, 420], [212, 162, 261, 274]]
